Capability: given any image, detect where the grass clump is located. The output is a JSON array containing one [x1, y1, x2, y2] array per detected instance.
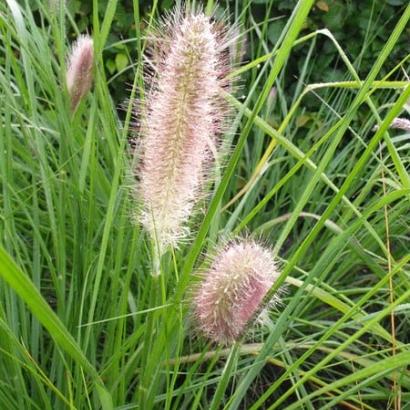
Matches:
[[0, 1, 409, 409]]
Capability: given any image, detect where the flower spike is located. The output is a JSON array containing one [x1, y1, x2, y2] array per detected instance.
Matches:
[[135, 8, 237, 256], [193, 239, 281, 344], [66, 35, 94, 111]]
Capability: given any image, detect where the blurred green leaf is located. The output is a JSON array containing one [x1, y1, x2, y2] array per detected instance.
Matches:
[[386, 0, 407, 5], [115, 53, 128, 72], [106, 59, 116, 75], [267, 19, 286, 44], [296, 114, 312, 128]]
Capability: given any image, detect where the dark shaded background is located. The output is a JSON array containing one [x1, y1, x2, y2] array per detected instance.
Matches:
[[44, 0, 409, 106]]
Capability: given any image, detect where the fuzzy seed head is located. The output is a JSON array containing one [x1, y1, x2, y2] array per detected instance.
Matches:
[[137, 9, 235, 253], [193, 240, 281, 344], [66, 35, 94, 111], [390, 117, 410, 132], [373, 117, 410, 132]]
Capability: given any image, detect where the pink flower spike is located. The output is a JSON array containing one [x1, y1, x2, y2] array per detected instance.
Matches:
[[390, 117, 410, 131], [193, 240, 281, 344], [66, 35, 94, 111], [136, 9, 237, 254], [373, 117, 410, 132]]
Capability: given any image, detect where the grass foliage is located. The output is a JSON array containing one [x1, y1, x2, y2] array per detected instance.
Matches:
[[0, 0, 409, 408]]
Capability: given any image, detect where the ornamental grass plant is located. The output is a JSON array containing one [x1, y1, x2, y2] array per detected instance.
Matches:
[[0, 1, 409, 409]]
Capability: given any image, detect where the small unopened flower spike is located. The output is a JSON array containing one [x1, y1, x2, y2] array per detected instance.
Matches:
[[389, 117, 410, 132], [66, 35, 94, 111], [136, 8, 236, 256], [193, 240, 281, 344], [373, 117, 410, 132]]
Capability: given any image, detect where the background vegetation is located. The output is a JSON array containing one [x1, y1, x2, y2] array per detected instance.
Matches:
[[0, 0, 409, 409], [24, 1, 410, 105]]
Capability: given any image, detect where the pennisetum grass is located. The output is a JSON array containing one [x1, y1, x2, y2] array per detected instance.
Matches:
[[192, 239, 281, 344], [0, 1, 409, 409], [66, 34, 94, 112], [132, 7, 238, 267]]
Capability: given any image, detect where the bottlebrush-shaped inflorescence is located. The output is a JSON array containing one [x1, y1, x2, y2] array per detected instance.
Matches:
[[136, 8, 236, 254], [389, 117, 410, 131], [66, 35, 94, 111], [193, 240, 281, 344], [373, 117, 410, 132]]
